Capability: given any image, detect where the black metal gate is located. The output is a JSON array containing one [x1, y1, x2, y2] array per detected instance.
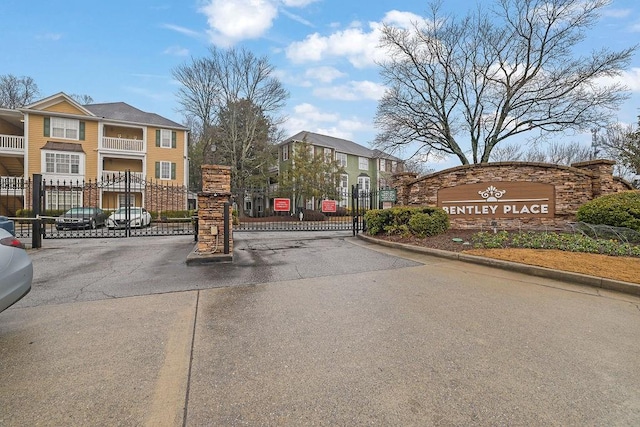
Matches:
[[2, 172, 194, 243], [232, 185, 378, 233]]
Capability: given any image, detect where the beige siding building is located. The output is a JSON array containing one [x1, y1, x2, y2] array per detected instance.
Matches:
[[0, 92, 189, 215]]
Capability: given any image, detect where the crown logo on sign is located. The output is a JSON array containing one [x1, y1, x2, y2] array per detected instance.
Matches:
[[478, 185, 506, 202]]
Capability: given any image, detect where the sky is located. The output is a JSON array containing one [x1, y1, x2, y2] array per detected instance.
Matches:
[[2, 0, 639, 170]]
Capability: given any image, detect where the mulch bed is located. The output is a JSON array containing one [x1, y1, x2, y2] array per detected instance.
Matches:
[[371, 229, 481, 252]]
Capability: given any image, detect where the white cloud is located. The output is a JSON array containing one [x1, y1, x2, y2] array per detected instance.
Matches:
[[283, 103, 372, 141], [312, 80, 386, 101], [597, 67, 640, 92], [199, 0, 278, 47], [198, 0, 319, 46], [601, 8, 632, 18], [304, 66, 346, 83], [280, 9, 314, 27], [162, 23, 201, 38], [36, 33, 62, 41], [282, 0, 318, 6], [285, 10, 425, 68], [163, 45, 189, 56]]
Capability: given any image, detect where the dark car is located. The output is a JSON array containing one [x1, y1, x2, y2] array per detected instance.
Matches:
[[55, 207, 108, 230]]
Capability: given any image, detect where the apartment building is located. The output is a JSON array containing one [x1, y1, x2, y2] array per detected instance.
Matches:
[[0, 92, 189, 215], [278, 130, 403, 209]]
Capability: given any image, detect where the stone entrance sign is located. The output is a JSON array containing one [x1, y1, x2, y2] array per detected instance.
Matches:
[[391, 160, 633, 229], [437, 182, 555, 218]]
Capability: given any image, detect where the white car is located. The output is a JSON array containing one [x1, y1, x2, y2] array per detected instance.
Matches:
[[0, 228, 33, 314], [106, 207, 152, 229]]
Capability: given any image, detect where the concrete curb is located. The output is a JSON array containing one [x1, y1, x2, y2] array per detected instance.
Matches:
[[186, 249, 232, 265], [356, 234, 640, 297]]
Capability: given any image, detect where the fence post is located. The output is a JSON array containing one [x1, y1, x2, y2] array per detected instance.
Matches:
[[31, 174, 42, 249], [224, 201, 230, 254]]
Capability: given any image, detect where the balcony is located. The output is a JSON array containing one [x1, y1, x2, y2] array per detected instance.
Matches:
[[0, 134, 25, 154], [101, 136, 144, 154], [1, 175, 26, 196], [101, 170, 146, 190]]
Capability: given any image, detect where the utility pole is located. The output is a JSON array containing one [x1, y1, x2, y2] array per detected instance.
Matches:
[[590, 128, 600, 159]]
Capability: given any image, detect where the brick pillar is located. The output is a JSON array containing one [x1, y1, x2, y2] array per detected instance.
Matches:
[[391, 172, 418, 206], [197, 165, 233, 255], [571, 159, 616, 197]]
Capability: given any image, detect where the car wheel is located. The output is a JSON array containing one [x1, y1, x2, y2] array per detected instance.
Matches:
[[90, 219, 96, 229]]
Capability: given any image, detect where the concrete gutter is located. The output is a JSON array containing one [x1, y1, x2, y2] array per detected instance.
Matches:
[[357, 234, 640, 297]]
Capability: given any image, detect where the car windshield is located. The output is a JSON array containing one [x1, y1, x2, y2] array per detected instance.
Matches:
[[65, 208, 94, 215], [114, 208, 142, 215]]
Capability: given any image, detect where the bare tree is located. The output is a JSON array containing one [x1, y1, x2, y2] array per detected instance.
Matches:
[[490, 141, 592, 165], [69, 94, 94, 105], [173, 47, 289, 193], [374, 0, 636, 165], [598, 119, 640, 180], [0, 74, 39, 108]]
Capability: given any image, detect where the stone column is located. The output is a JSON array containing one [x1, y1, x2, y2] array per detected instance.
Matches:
[[571, 159, 617, 197], [391, 172, 418, 206], [196, 165, 233, 257]]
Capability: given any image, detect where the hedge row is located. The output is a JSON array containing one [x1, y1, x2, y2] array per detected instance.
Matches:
[[364, 206, 449, 238], [577, 190, 640, 232]]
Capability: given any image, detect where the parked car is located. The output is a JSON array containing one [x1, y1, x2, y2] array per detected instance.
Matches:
[[56, 207, 108, 230], [106, 207, 152, 229], [0, 228, 32, 314]]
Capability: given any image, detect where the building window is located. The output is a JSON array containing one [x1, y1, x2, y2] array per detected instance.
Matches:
[[160, 129, 172, 148], [45, 152, 80, 174], [282, 144, 289, 161], [118, 194, 134, 208], [336, 152, 347, 167], [379, 159, 386, 172], [357, 176, 370, 195], [391, 161, 397, 173], [155, 161, 176, 180], [51, 117, 79, 140], [338, 174, 348, 207], [160, 161, 171, 180], [359, 157, 368, 170], [324, 147, 332, 162], [45, 188, 82, 210]]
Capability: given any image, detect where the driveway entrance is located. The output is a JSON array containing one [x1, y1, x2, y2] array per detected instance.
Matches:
[[1, 232, 639, 425]]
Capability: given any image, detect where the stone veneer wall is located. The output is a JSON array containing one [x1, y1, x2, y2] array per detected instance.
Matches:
[[197, 165, 233, 254], [392, 160, 633, 230]]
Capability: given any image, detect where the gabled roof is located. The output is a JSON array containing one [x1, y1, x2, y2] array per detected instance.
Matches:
[[23, 92, 96, 117], [84, 102, 187, 130], [281, 130, 403, 162], [281, 131, 373, 158]]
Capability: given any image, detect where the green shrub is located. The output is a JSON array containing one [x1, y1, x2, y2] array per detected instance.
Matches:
[[471, 230, 640, 257], [577, 191, 640, 232], [364, 206, 449, 237]]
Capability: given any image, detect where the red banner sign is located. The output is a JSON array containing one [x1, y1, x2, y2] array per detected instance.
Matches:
[[274, 198, 291, 212], [321, 200, 337, 213]]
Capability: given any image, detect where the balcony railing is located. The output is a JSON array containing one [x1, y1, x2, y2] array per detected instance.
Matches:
[[102, 137, 144, 153], [0, 134, 24, 152], [102, 170, 146, 189], [102, 170, 145, 181]]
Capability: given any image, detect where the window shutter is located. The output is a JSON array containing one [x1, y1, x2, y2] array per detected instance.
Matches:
[[171, 131, 176, 148], [171, 163, 176, 180], [155, 130, 161, 147], [44, 117, 50, 137], [155, 162, 160, 178], [79, 122, 85, 140]]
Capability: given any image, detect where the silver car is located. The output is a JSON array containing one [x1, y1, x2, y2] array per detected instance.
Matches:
[[0, 228, 33, 313], [106, 207, 152, 229]]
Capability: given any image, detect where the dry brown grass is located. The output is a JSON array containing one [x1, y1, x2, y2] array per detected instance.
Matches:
[[464, 248, 640, 284]]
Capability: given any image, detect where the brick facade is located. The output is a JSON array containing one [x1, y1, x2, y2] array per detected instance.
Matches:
[[391, 160, 633, 230], [197, 165, 233, 254]]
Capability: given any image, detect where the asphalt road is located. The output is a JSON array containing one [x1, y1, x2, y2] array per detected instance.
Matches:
[[1, 232, 639, 426]]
